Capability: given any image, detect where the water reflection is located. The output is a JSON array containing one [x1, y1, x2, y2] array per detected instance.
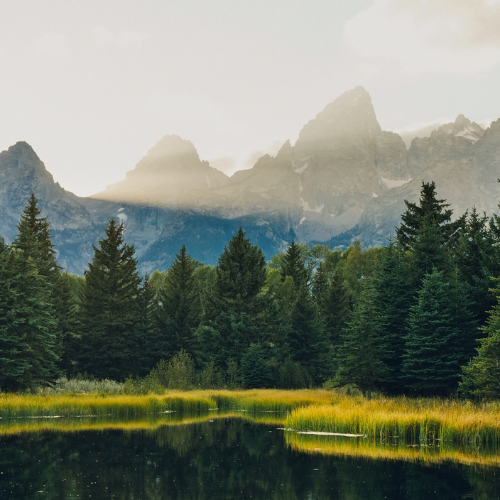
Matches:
[[0, 417, 499, 499]]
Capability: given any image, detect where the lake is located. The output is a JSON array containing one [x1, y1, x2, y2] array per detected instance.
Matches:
[[1, 413, 499, 499]]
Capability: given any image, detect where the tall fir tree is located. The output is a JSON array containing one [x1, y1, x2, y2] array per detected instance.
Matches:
[[396, 181, 464, 252], [156, 245, 199, 362], [334, 279, 388, 398], [460, 278, 500, 399], [205, 228, 267, 364], [280, 240, 308, 289], [402, 268, 465, 396], [78, 219, 141, 379]]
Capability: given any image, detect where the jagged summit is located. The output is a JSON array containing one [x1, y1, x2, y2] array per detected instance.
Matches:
[[430, 115, 484, 143], [296, 86, 380, 148]]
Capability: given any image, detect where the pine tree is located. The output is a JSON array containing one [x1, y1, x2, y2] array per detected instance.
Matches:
[[156, 245, 199, 362], [402, 268, 464, 396], [334, 279, 388, 398], [78, 219, 141, 379], [240, 344, 272, 388]]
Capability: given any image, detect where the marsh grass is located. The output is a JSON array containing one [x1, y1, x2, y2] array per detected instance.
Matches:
[[285, 396, 500, 447]]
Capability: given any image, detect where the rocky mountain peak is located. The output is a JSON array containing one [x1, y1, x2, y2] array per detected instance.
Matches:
[[295, 86, 381, 149], [430, 115, 484, 143]]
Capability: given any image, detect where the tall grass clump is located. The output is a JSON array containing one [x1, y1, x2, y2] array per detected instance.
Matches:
[[285, 396, 500, 447]]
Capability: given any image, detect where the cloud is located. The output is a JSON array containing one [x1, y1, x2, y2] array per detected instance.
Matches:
[[344, 0, 500, 75], [93, 27, 151, 48]]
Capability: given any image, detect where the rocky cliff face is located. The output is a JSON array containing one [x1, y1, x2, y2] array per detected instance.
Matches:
[[2, 87, 500, 273]]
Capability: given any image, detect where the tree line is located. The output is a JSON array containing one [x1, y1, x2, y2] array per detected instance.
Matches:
[[1, 183, 500, 397]]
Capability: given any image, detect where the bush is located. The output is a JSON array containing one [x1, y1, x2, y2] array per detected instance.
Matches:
[[277, 357, 311, 389]]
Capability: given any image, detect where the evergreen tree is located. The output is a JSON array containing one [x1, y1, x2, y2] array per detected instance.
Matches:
[[13, 193, 60, 280], [396, 181, 464, 252], [204, 228, 267, 363], [455, 208, 500, 325], [288, 283, 329, 384], [280, 240, 308, 288], [372, 240, 414, 394], [334, 279, 388, 398], [240, 344, 272, 388], [78, 219, 141, 379], [0, 244, 59, 391], [156, 245, 199, 362], [402, 268, 464, 396]]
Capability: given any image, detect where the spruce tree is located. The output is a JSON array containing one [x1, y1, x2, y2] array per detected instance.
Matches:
[[0, 243, 59, 391], [372, 240, 414, 394], [460, 278, 500, 399], [402, 268, 464, 396], [280, 240, 308, 288], [396, 181, 464, 252], [334, 279, 388, 398], [78, 219, 141, 379], [156, 245, 199, 362]]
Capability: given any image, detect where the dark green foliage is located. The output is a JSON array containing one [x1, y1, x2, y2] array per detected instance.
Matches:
[[288, 284, 329, 384], [461, 279, 500, 399], [455, 208, 500, 325], [78, 219, 141, 380], [13, 193, 60, 281], [396, 181, 464, 252], [372, 240, 413, 394], [216, 227, 266, 315], [280, 240, 308, 288], [156, 245, 199, 361], [276, 356, 311, 389], [402, 268, 464, 396], [334, 279, 388, 398], [0, 245, 59, 391], [240, 344, 272, 388]]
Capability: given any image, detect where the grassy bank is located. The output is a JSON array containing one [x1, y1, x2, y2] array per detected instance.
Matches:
[[285, 396, 500, 447], [0, 389, 335, 419]]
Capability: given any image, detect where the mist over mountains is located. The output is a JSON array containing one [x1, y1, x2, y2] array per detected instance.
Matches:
[[1, 86, 499, 274]]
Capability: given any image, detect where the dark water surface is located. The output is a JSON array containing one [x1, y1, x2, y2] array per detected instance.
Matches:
[[1, 417, 499, 499]]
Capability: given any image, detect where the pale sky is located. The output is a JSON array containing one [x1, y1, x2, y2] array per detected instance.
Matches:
[[1, 0, 500, 196]]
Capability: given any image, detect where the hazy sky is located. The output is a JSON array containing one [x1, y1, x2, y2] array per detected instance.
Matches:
[[1, 0, 500, 196]]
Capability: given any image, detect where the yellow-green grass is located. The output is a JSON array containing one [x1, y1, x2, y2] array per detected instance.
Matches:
[[0, 389, 335, 419], [0, 392, 215, 418], [285, 397, 500, 447], [286, 432, 500, 468]]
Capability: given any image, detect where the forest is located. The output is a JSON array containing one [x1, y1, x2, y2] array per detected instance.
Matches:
[[1, 182, 500, 399]]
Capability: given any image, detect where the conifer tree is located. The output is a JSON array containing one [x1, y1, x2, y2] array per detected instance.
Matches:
[[280, 240, 308, 288], [402, 268, 464, 396], [396, 181, 464, 252], [207, 228, 267, 363], [460, 278, 500, 399], [372, 240, 413, 393], [334, 279, 388, 398], [0, 242, 59, 391], [156, 245, 199, 362], [78, 219, 141, 379]]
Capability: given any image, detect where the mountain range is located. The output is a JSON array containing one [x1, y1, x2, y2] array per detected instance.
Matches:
[[1, 86, 499, 274]]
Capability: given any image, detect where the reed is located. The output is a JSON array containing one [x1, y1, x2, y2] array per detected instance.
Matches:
[[285, 396, 500, 447]]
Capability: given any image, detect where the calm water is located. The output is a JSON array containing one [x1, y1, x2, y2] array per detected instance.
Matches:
[[1, 417, 499, 499]]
